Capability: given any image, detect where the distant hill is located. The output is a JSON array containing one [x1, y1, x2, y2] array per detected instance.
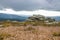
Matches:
[[48, 16, 60, 21], [0, 13, 29, 21], [0, 13, 60, 22]]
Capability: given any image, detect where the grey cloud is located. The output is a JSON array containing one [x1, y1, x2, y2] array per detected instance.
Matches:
[[0, 0, 60, 11]]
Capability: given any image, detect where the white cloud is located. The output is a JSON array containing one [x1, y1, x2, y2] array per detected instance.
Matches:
[[0, 8, 60, 16]]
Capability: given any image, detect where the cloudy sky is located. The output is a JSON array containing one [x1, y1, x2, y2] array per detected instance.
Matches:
[[0, 0, 60, 16]]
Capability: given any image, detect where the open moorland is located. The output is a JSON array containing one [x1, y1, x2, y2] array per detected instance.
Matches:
[[0, 26, 60, 40], [0, 15, 60, 40]]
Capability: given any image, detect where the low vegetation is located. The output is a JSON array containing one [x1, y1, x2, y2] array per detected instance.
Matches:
[[0, 32, 12, 40], [24, 26, 36, 31], [53, 32, 60, 36]]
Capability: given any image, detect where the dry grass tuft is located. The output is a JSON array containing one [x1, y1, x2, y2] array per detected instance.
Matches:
[[53, 32, 60, 36], [0, 32, 12, 40]]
